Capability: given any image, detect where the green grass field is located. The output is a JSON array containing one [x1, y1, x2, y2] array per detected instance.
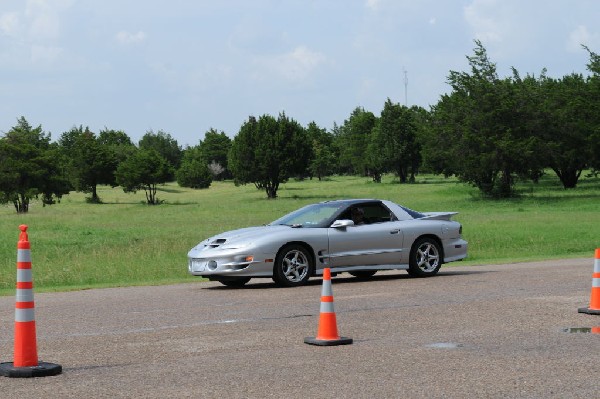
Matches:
[[1, 173, 599, 295]]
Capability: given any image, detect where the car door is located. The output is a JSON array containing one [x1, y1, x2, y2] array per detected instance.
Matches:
[[328, 223, 404, 267], [327, 202, 404, 267]]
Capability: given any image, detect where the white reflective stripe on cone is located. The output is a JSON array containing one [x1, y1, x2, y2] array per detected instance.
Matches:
[[321, 281, 333, 296], [593, 278, 600, 288], [17, 249, 31, 263], [320, 301, 335, 313], [17, 269, 33, 282], [15, 308, 35, 323], [16, 288, 34, 302]]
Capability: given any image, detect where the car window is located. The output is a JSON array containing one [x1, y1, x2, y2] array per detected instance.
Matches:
[[362, 203, 395, 224], [270, 203, 344, 228], [399, 205, 425, 219], [338, 202, 395, 225]]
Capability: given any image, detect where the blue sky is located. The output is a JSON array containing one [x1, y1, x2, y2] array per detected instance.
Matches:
[[1, 0, 599, 147]]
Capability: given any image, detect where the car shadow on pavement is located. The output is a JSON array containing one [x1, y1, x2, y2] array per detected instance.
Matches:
[[201, 269, 493, 290]]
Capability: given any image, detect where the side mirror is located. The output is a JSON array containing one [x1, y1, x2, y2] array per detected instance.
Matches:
[[331, 219, 354, 229]]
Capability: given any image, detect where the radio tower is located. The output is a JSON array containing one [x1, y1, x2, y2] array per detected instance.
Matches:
[[403, 67, 408, 106]]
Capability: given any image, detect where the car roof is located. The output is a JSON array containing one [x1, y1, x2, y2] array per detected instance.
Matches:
[[320, 199, 381, 206], [318, 199, 423, 220]]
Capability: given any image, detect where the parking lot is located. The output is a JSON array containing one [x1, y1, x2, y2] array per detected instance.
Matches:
[[1, 258, 599, 398]]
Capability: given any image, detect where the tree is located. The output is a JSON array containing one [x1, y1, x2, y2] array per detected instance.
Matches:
[[306, 122, 335, 180], [583, 46, 600, 175], [229, 113, 311, 198], [98, 128, 136, 164], [537, 73, 593, 188], [98, 128, 133, 147], [334, 107, 376, 175], [199, 129, 232, 180], [59, 126, 117, 203], [0, 117, 70, 213], [277, 113, 312, 180], [176, 146, 212, 189], [309, 142, 336, 181], [365, 123, 385, 183], [139, 130, 182, 179], [411, 106, 435, 174], [38, 142, 72, 206], [115, 148, 172, 205], [176, 159, 212, 189], [376, 99, 422, 183], [228, 116, 258, 188], [426, 41, 541, 197]]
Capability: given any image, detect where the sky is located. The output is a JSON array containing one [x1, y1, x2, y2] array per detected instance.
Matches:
[[1, 0, 599, 147]]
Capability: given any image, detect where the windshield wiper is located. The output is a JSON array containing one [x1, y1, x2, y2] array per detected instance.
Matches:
[[269, 223, 303, 228]]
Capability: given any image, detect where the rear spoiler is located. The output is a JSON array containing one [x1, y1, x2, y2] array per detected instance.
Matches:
[[420, 212, 458, 221]]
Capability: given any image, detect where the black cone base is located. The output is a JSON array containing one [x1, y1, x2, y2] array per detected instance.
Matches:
[[0, 362, 62, 378], [578, 307, 600, 315], [304, 336, 353, 346]]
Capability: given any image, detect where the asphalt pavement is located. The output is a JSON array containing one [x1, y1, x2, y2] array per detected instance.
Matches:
[[1, 258, 599, 398]]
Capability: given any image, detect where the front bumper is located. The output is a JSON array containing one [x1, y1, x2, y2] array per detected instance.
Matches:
[[187, 250, 275, 277]]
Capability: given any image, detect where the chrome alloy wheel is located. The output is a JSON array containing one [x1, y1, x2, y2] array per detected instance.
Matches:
[[281, 249, 309, 282], [415, 241, 440, 272]]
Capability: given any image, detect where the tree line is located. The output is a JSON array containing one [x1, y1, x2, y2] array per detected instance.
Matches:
[[1, 41, 599, 212]]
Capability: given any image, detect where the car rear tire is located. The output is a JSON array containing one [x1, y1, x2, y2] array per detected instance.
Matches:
[[218, 277, 251, 287], [408, 237, 442, 277], [273, 244, 313, 287], [349, 270, 377, 279]]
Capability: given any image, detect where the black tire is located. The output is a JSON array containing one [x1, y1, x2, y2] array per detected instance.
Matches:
[[218, 277, 251, 287], [273, 244, 313, 287], [407, 237, 442, 277], [349, 270, 377, 279]]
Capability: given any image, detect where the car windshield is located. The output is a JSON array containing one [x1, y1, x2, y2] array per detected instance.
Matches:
[[269, 203, 345, 228]]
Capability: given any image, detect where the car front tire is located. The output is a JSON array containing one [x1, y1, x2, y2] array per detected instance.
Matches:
[[408, 237, 442, 277], [273, 244, 313, 287]]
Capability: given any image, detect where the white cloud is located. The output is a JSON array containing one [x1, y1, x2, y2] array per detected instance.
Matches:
[[464, 0, 503, 44], [24, 0, 72, 42], [30, 44, 62, 64], [187, 64, 234, 91], [0, 0, 74, 69], [358, 77, 376, 97], [28, 10, 60, 41], [115, 30, 147, 45], [0, 12, 20, 37], [253, 45, 327, 83], [365, 0, 381, 10], [25, 0, 74, 16], [567, 25, 600, 52]]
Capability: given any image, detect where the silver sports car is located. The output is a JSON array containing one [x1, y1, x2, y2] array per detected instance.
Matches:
[[188, 199, 468, 287]]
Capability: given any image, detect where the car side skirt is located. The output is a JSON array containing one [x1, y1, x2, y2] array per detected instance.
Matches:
[[323, 264, 409, 275]]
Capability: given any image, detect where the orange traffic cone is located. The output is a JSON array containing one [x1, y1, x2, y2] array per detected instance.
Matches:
[[0, 225, 62, 378], [304, 268, 352, 346], [578, 248, 600, 315]]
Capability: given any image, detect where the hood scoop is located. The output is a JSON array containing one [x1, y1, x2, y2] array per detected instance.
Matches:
[[208, 238, 227, 248]]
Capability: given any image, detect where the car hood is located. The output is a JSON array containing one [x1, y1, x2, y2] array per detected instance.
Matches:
[[191, 225, 292, 251]]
